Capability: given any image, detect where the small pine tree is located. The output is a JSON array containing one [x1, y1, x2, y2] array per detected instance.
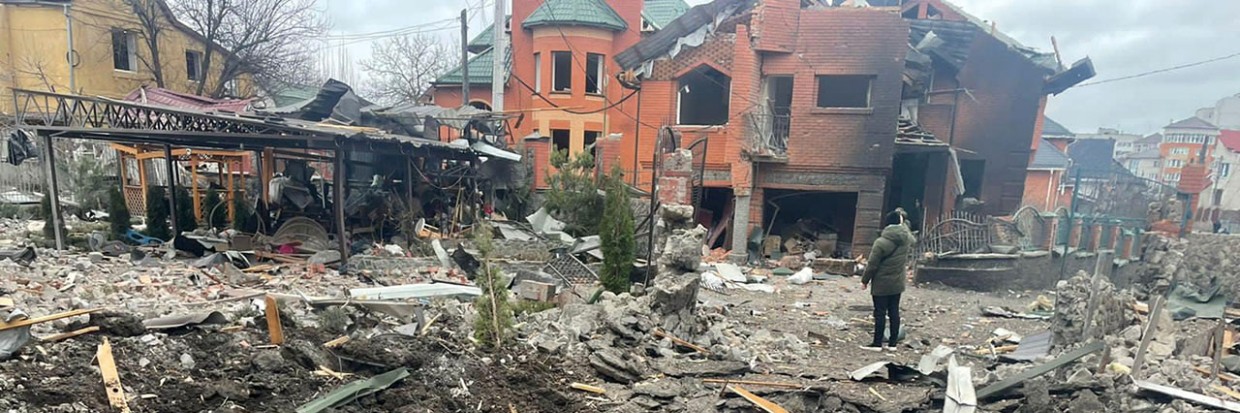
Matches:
[[107, 187, 131, 240], [173, 187, 197, 233], [472, 222, 514, 351], [145, 186, 171, 241], [599, 165, 635, 294], [203, 187, 227, 229], [544, 149, 604, 236], [232, 195, 255, 232]]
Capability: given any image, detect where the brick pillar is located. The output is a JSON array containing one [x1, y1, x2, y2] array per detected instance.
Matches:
[[1069, 220, 1081, 249], [1120, 231, 1133, 259], [727, 24, 761, 262], [1090, 223, 1103, 252], [1043, 218, 1057, 250]]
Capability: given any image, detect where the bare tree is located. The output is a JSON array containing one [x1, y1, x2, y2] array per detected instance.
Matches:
[[124, 0, 167, 87], [359, 34, 455, 106], [171, 0, 327, 98]]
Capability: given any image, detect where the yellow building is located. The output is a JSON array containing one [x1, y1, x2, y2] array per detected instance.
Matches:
[[0, 0, 238, 115]]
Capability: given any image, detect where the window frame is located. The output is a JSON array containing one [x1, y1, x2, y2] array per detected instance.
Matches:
[[111, 29, 138, 72], [185, 50, 204, 82], [814, 74, 874, 109], [585, 53, 604, 95], [551, 51, 572, 93]]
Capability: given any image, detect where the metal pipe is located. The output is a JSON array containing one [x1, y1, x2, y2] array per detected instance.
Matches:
[[632, 88, 642, 186], [63, 3, 75, 93], [460, 9, 469, 105], [42, 134, 64, 250], [491, 0, 505, 112], [164, 144, 179, 238]]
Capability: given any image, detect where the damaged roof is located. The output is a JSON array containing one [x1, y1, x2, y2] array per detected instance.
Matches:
[[909, 19, 1058, 73], [124, 86, 253, 113], [1029, 139, 1071, 171], [615, 0, 750, 70], [522, 0, 628, 31]]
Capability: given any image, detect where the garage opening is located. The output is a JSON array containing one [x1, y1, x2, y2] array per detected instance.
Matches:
[[697, 188, 734, 250], [761, 190, 857, 259]]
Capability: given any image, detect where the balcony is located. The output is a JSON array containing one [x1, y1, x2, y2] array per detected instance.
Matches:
[[744, 112, 790, 162]]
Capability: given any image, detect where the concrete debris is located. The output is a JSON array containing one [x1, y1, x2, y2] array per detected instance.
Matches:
[[657, 225, 707, 274], [1050, 272, 1134, 346]]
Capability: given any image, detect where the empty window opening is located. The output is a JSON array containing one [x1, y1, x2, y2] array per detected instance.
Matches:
[[112, 29, 138, 71], [469, 101, 492, 111], [552, 129, 570, 157], [816, 75, 873, 108], [586, 53, 604, 94], [959, 159, 985, 199], [700, 188, 734, 249], [533, 53, 542, 92], [552, 51, 572, 92], [677, 65, 730, 125], [584, 130, 600, 160], [186, 50, 203, 81]]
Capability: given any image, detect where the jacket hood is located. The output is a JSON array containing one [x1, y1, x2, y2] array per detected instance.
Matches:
[[880, 224, 915, 246]]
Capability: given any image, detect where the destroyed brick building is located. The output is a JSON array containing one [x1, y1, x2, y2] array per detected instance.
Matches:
[[430, 0, 1095, 259]]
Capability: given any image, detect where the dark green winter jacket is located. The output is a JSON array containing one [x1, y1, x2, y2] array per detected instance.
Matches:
[[861, 224, 915, 296]]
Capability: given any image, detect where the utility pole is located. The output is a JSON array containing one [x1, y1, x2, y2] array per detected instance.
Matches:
[[63, 3, 75, 93], [460, 9, 470, 105], [491, 0, 505, 112]]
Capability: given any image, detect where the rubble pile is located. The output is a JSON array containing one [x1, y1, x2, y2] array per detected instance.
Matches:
[[1050, 272, 1136, 345], [1138, 233, 1240, 297]]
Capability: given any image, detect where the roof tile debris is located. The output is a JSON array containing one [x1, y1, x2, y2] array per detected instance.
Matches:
[[123, 87, 252, 113]]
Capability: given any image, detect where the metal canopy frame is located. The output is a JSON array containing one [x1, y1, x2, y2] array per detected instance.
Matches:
[[11, 88, 488, 260]]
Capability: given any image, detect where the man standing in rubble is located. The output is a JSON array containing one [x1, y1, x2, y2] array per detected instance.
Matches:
[[860, 210, 916, 352]]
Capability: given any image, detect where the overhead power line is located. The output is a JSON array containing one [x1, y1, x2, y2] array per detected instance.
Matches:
[[1076, 50, 1240, 88]]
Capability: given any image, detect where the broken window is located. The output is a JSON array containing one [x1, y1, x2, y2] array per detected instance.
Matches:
[[552, 129, 570, 157], [552, 51, 572, 92], [677, 65, 730, 125], [584, 130, 600, 160], [816, 75, 873, 108], [533, 52, 542, 92], [586, 53, 604, 94], [111, 29, 137, 71], [186, 50, 203, 81]]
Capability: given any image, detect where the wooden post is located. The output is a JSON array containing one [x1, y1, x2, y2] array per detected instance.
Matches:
[[264, 294, 284, 345], [1133, 295, 1165, 379], [405, 156, 414, 211], [261, 148, 275, 203], [41, 134, 64, 250], [96, 337, 131, 413], [1082, 250, 1114, 339], [226, 160, 236, 222], [1215, 317, 1227, 381], [136, 155, 148, 212], [164, 144, 179, 237], [334, 147, 348, 260]]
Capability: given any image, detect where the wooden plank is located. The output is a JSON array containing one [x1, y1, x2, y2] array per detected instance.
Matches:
[[1216, 318, 1227, 379], [974, 345, 1019, 355], [729, 385, 789, 413], [1133, 295, 1166, 379], [97, 338, 131, 413], [1216, 385, 1240, 401], [1195, 366, 1240, 383], [1135, 380, 1240, 412], [703, 379, 804, 389], [569, 382, 606, 394], [265, 295, 285, 345], [41, 326, 100, 342], [976, 341, 1105, 400], [654, 329, 710, 354], [0, 308, 102, 332], [323, 336, 349, 348]]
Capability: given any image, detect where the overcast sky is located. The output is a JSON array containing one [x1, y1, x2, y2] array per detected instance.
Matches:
[[321, 0, 1240, 135]]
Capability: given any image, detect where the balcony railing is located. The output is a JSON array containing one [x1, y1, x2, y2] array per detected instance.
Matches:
[[745, 112, 789, 159]]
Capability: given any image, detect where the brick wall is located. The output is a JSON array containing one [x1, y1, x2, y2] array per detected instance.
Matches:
[[917, 33, 1050, 216], [751, 0, 799, 53], [649, 34, 737, 81]]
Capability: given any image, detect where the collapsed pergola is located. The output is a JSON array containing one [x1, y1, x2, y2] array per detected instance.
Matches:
[[11, 88, 494, 259]]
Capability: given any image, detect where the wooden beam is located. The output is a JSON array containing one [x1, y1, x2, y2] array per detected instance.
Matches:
[[41, 326, 100, 342], [42, 134, 64, 250], [165, 144, 180, 237], [334, 147, 349, 262], [97, 337, 131, 413], [1133, 295, 1166, 379], [262, 148, 275, 203], [191, 158, 201, 221], [265, 294, 285, 345], [0, 308, 101, 332], [109, 143, 139, 155], [729, 385, 789, 413], [654, 328, 710, 354]]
